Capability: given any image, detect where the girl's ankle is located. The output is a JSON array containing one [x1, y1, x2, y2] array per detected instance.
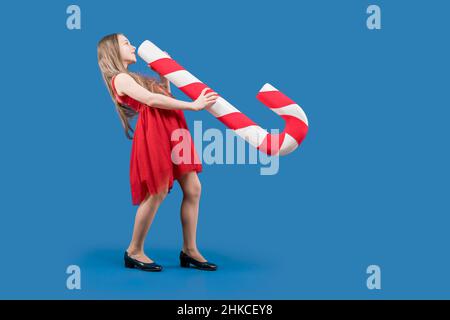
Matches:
[[127, 247, 144, 256], [183, 247, 199, 254]]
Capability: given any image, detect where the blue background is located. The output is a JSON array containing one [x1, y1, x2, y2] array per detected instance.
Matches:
[[0, 0, 449, 299]]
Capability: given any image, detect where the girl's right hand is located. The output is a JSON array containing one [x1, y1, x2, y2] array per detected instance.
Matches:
[[190, 88, 219, 111]]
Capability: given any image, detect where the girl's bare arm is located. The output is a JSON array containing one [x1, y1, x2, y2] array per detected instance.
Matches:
[[114, 73, 191, 111]]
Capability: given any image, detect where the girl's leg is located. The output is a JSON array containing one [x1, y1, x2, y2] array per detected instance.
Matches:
[[126, 189, 168, 263], [178, 172, 207, 262]]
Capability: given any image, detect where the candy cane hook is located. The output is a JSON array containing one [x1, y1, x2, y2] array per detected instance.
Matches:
[[138, 40, 309, 156]]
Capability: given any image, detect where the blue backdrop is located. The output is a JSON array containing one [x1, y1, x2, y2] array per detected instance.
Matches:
[[0, 0, 449, 299]]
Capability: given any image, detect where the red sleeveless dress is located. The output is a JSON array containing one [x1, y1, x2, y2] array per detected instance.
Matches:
[[111, 74, 202, 205]]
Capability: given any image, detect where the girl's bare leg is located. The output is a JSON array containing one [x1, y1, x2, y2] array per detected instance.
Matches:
[[126, 189, 168, 263], [178, 172, 207, 262]]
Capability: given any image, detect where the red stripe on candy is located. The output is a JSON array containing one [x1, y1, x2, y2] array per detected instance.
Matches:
[[217, 112, 256, 130], [179, 83, 216, 100], [256, 90, 295, 109], [282, 115, 309, 145], [148, 59, 184, 76], [257, 133, 285, 155]]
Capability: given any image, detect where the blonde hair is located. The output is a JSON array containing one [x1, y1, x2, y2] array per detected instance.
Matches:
[[97, 33, 174, 139]]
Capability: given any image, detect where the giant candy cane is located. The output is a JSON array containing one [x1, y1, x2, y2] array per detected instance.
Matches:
[[138, 40, 309, 156]]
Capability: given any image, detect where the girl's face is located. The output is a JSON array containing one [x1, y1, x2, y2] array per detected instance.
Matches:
[[118, 34, 137, 66]]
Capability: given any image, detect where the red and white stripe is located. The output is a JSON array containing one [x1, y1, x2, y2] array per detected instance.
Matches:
[[138, 40, 308, 156]]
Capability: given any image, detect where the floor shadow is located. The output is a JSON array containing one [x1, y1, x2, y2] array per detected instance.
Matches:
[[77, 247, 263, 272]]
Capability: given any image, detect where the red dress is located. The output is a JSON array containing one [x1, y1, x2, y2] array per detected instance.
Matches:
[[111, 74, 202, 205]]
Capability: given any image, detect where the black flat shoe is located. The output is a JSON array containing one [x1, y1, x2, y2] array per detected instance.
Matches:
[[124, 251, 163, 272], [180, 250, 218, 271]]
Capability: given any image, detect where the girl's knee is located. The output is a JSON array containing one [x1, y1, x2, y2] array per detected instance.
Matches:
[[154, 189, 168, 202], [184, 180, 201, 200], [142, 189, 168, 204]]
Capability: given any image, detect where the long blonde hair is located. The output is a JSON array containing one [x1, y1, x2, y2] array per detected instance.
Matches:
[[97, 33, 174, 139]]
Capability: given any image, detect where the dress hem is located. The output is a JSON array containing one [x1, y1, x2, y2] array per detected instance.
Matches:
[[131, 166, 202, 206]]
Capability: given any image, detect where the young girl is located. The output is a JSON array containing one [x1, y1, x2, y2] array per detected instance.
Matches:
[[97, 33, 218, 272]]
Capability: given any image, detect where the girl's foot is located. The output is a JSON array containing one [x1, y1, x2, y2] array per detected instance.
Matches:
[[182, 247, 207, 263], [124, 251, 162, 272], [126, 250, 154, 263], [179, 250, 217, 271]]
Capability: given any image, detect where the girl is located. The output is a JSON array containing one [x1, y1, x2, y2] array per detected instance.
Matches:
[[97, 33, 218, 272]]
